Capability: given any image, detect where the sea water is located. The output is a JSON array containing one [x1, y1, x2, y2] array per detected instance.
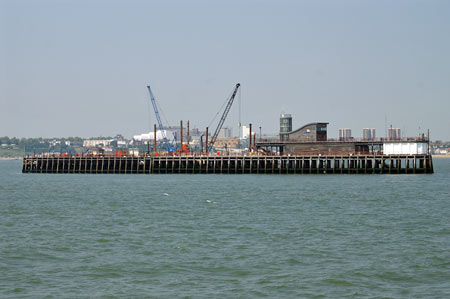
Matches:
[[1, 159, 450, 297]]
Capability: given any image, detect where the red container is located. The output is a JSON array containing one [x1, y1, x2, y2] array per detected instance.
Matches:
[[114, 150, 128, 156]]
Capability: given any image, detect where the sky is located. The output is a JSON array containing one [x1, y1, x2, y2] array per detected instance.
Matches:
[[1, 0, 449, 140]]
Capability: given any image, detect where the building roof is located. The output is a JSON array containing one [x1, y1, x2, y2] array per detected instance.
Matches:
[[288, 122, 329, 135]]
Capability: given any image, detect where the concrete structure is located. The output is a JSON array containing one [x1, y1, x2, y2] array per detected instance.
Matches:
[[363, 128, 376, 140], [218, 127, 233, 138], [339, 128, 352, 141], [388, 128, 401, 140], [280, 114, 292, 141]]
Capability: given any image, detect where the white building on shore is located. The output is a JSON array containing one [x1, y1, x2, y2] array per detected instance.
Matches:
[[133, 130, 174, 143], [83, 139, 114, 147]]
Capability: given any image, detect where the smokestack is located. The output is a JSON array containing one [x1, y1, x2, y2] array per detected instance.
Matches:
[[180, 120, 183, 151], [187, 120, 190, 150]]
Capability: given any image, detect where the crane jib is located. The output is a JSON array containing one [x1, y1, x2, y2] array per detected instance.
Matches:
[[208, 83, 240, 153], [146, 85, 177, 153]]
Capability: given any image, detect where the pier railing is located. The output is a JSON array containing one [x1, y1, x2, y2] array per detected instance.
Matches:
[[257, 136, 429, 144]]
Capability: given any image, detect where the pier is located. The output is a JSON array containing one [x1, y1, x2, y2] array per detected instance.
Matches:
[[22, 154, 433, 174]]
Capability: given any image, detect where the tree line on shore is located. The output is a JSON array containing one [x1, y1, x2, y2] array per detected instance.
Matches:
[[0, 136, 110, 157]]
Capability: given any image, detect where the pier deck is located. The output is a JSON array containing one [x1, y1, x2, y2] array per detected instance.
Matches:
[[22, 154, 433, 174]]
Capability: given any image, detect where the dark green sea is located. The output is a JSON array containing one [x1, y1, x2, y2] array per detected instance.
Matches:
[[1, 159, 450, 298]]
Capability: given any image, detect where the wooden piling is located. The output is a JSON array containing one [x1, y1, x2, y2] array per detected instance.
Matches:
[[22, 154, 433, 175]]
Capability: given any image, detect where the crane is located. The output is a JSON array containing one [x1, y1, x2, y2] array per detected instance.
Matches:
[[146, 85, 177, 154], [208, 83, 240, 153]]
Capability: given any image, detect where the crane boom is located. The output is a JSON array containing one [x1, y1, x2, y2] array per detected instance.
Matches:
[[146, 85, 175, 153], [208, 83, 240, 152]]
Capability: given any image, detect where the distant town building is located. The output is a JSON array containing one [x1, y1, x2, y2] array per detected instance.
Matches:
[[363, 128, 376, 140], [83, 139, 114, 147], [388, 128, 401, 140], [132, 130, 179, 145], [339, 128, 352, 141], [218, 127, 233, 138], [50, 139, 61, 146], [240, 125, 256, 141], [88, 147, 105, 155], [117, 140, 128, 147], [190, 128, 201, 136], [213, 137, 240, 150], [114, 134, 125, 141]]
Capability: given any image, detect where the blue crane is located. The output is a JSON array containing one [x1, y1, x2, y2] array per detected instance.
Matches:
[[146, 85, 177, 154]]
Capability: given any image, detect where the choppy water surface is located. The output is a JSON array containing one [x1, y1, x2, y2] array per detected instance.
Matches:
[[1, 159, 450, 298]]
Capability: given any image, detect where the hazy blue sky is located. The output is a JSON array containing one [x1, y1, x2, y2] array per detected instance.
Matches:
[[1, 0, 449, 140]]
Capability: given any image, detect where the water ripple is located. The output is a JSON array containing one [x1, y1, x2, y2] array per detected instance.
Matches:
[[1, 160, 450, 297]]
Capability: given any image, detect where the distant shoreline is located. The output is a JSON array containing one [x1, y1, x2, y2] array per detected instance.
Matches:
[[0, 157, 21, 161], [432, 155, 450, 159]]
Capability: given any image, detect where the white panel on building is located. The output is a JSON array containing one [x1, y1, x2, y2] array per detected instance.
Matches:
[[241, 125, 256, 140], [383, 142, 427, 155]]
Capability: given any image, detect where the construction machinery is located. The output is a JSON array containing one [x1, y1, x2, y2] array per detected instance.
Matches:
[[146, 85, 177, 154], [208, 83, 240, 153]]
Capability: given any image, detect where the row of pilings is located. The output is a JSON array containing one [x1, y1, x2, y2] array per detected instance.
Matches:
[[23, 154, 433, 174]]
